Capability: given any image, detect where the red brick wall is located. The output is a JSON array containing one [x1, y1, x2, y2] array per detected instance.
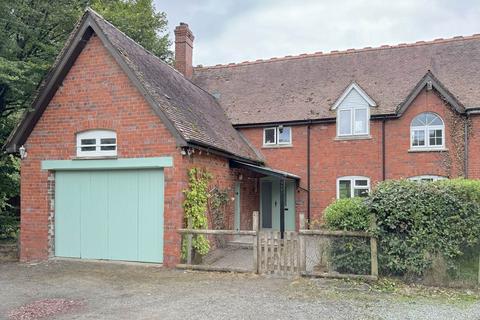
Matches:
[[185, 153, 260, 231], [385, 89, 464, 179], [239, 88, 467, 223], [20, 33, 259, 265]]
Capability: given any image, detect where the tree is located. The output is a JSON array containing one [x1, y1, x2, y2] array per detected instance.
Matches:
[[90, 0, 172, 62], [0, 0, 172, 234]]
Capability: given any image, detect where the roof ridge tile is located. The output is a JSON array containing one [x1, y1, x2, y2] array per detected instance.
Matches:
[[195, 33, 480, 70]]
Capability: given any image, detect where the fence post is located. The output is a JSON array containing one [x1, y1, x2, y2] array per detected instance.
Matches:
[[370, 219, 378, 278], [478, 254, 480, 286], [299, 213, 306, 274], [186, 217, 193, 265], [253, 211, 259, 273]]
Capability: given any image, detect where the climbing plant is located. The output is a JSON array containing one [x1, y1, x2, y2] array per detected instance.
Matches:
[[182, 168, 212, 258], [208, 187, 229, 230]]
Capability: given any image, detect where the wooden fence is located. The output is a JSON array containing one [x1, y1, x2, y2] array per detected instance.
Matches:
[[177, 212, 378, 281], [258, 231, 299, 275]]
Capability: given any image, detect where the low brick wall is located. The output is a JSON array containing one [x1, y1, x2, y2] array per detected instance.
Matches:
[[0, 243, 19, 262]]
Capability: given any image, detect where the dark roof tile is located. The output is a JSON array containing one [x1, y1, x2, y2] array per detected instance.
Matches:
[[192, 35, 480, 125]]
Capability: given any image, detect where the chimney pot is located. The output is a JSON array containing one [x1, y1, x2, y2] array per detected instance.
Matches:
[[174, 23, 195, 78]]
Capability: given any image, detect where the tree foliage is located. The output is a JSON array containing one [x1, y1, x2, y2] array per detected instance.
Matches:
[[0, 0, 172, 233]]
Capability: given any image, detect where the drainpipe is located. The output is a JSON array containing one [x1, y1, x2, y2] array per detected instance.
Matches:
[[307, 121, 311, 228], [382, 118, 386, 181], [464, 114, 469, 178]]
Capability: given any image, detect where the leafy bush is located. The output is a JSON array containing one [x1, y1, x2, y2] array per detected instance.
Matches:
[[368, 179, 480, 277], [324, 198, 372, 274], [0, 211, 19, 242], [324, 179, 480, 279], [324, 197, 371, 231]]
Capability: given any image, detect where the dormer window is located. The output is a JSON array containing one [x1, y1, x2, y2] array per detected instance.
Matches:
[[333, 82, 376, 138], [263, 126, 292, 146], [76, 130, 117, 157]]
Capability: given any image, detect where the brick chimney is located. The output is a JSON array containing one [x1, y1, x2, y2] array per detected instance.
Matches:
[[174, 22, 194, 78]]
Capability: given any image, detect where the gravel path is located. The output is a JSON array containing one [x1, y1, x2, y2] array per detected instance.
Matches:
[[1, 260, 479, 319]]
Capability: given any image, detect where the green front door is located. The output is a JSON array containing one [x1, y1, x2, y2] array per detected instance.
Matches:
[[260, 178, 296, 231], [55, 169, 164, 263]]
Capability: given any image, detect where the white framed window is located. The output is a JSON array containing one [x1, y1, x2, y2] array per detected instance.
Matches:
[[409, 175, 446, 182], [76, 130, 117, 157], [263, 126, 292, 146], [337, 176, 370, 199], [334, 82, 375, 138], [410, 112, 445, 150], [337, 106, 369, 136]]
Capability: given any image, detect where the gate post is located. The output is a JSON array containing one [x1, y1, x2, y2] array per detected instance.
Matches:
[[299, 214, 306, 274], [253, 211, 259, 273], [186, 217, 193, 265]]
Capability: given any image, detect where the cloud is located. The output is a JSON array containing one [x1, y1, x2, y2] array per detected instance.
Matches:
[[156, 0, 480, 66]]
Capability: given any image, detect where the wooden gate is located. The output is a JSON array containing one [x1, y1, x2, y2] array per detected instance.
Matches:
[[258, 231, 299, 275]]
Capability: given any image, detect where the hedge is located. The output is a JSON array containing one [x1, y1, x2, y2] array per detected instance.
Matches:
[[324, 179, 480, 277], [324, 198, 372, 274]]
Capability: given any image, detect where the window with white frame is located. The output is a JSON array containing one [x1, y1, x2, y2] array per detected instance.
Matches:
[[337, 176, 370, 199], [410, 112, 445, 150], [263, 126, 292, 146], [409, 175, 446, 182], [76, 130, 117, 157], [334, 83, 375, 137]]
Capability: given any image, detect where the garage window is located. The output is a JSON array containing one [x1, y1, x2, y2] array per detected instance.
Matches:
[[77, 130, 117, 157]]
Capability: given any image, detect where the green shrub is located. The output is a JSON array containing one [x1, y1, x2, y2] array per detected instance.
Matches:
[[324, 198, 372, 274], [0, 212, 19, 242], [367, 179, 480, 277], [324, 197, 371, 231]]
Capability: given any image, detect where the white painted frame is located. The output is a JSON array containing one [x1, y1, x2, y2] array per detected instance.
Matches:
[[408, 175, 446, 182], [332, 82, 377, 110], [336, 176, 370, 199], [76, 130, 117, 157], [410, 112, 445, 151], [277, 126, 292, 145], [263, 127, 277, 146], [263, 126, 292, 146], [337, 105, 370, 137]]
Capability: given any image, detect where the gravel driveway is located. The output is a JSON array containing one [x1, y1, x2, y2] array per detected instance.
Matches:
[[1, 260, 479, 319]]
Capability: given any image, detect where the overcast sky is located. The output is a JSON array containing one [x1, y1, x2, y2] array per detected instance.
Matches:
[[155, 0, 480, 66]]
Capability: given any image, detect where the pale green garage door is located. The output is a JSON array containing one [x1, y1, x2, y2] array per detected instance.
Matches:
[[54, 169, 164, 263]]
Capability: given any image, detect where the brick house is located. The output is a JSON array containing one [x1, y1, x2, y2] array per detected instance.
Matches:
[[5, 9, 480, 266]]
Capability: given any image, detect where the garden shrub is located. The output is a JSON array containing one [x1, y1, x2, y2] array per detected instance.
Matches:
[[324, 198, 372, 274], [324, 179, 480, 279], [368, 179, 480, 277]]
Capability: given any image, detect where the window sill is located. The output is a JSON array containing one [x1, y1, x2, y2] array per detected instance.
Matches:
[[262, 144, 293, 149], [408, 148, 448, 153], [72, 156, 118, 160], [334, 135, 372, 141]]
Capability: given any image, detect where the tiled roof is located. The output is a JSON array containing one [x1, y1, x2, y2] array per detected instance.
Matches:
[[192, 34, 480, 125], [89, 10, 261, 161], [6, 9, 262, 163]]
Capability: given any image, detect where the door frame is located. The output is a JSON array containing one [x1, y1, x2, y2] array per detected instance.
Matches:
[[260, 177, 296, 231]]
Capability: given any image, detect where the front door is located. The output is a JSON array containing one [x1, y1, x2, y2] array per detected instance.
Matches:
[[260, 178, 295, 231]]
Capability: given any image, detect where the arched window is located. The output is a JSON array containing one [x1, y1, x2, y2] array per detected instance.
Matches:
[[337, 176, 370, 199], [409, 175, 446, 182], [410, 112, 445, 150], [76, 130, 117, 157]]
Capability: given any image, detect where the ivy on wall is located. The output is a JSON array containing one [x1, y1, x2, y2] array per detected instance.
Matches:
[[182, 168, 212, 257]]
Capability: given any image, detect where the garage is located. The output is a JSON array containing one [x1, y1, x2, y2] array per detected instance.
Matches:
[[54, 168, 165, 263]]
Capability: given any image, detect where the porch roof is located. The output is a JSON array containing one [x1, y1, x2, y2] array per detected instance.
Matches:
[[229, 160, 300, 180]]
